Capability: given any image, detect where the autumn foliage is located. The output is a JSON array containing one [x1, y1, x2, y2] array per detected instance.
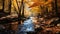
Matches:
[[29, 0, 52, 8]]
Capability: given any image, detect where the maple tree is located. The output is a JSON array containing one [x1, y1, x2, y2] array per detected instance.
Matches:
[[29, 0, 52, 8]]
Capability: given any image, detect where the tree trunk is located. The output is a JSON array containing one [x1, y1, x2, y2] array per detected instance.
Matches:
[[55, 0, 58, 17]]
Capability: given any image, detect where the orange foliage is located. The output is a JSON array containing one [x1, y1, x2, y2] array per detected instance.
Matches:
[[29, 0, 52, 8], [29, 2, 40, 8]]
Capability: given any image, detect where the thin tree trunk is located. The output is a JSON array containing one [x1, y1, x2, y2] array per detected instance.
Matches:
[[8, 0, 11, 14], [21, 0, 24, 22], [55, 0, 58, 17], [3, 0, 4, 12]]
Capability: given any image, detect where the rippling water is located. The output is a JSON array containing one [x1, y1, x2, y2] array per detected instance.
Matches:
[[17, 17, 35, 34]]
